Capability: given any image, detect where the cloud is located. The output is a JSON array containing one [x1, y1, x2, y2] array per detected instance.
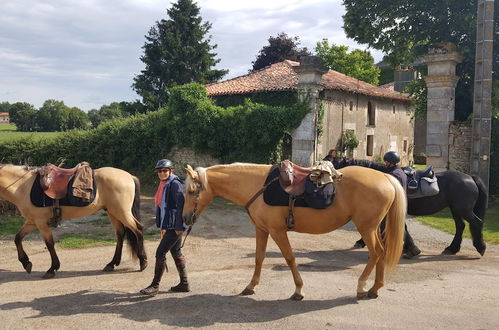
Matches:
[[0, 0, 382, 111]]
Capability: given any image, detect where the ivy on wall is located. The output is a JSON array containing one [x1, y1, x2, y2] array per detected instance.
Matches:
[[491, 116, 499, 196]]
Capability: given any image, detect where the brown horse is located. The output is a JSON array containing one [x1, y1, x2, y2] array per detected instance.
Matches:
[[0, 164, 147, 278], [183, 163, 406, 300]]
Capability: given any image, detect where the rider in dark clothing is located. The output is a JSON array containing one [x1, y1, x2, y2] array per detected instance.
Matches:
[[354, 151, 421, 258]]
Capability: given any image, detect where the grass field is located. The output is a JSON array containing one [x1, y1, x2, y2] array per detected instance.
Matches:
[[416, 199, 499, 244], [0, 123, 60, 141]]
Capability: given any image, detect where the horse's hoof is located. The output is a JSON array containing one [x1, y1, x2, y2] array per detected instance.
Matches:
[[103, 264, 114, 272], [140, 260, 148, 271], [240, 288, 255, 296], [356, 291, 368, 300], [367, 290, 378, 299], [42, 271, 56, 279], [290, 293, 304, 301], [441, 248, 458, 255], [24, 262, 32, 274], [475, 244, 486, 256]]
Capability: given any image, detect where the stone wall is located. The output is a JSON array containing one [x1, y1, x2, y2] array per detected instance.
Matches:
[[449, 121, 471, 173], [166, 147, 220, 176]]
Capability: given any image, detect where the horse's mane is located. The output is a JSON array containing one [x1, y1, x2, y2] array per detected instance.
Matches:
[[195, 166, 208, 190]]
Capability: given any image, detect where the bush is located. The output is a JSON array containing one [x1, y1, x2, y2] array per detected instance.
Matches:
[[491, 116, 498, 196]]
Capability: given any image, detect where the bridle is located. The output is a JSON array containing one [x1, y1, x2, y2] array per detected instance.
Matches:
[[181, 175, 204, 247]]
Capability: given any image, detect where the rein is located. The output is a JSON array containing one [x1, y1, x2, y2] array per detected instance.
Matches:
[[182, 179, 202, 248], [0, 167, 34, 194]]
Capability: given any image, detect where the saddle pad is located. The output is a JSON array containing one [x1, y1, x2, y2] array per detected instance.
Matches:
[[263, 165, 309, 207], [30, 173, 97, 207]]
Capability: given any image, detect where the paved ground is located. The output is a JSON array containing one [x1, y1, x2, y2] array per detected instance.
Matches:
[[1, 198, 498, 329]]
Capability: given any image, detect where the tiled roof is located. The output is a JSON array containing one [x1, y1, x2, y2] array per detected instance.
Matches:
[[206, 60, 410, 101]]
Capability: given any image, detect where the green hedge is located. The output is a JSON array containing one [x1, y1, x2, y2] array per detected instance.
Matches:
[[0, 83, 308, 179]]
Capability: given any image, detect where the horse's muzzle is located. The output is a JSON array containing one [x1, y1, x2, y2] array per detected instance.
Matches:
[[183, 213, 197, 226]]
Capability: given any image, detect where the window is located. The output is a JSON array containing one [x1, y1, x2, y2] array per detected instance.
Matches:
[[403, 139, 408, 152], [349, 101, 354, 111], [366, 135, 374, 156], [392, 104, 396, 114], [367, 101, 375, 126]]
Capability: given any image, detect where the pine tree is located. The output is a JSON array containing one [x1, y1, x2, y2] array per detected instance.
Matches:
[[133, 0, 228, 109]]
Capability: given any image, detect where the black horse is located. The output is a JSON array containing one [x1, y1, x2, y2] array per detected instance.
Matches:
[[337, 159, 487, 257]]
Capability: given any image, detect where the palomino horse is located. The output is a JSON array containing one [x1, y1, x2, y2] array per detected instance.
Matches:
[[183, 163, 406, 300], [0, 164, 148, 278]]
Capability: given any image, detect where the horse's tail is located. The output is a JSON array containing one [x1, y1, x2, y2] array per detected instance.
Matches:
[[383, 174, 407, 273], [124, 176, 144, 260], [472, 175, 488, 222]]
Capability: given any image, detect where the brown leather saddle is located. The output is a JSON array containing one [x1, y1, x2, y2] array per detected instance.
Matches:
[[278, 160, 311, 196], [39, 164, 81, 200]]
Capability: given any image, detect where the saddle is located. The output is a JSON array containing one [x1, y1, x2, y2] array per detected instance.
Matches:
[[38, 162, 94, 227], [278, 160, 342, 229], [403, 166, 439, 199]]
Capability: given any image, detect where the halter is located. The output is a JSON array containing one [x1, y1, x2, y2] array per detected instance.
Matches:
[[182, 175, 204, 247]]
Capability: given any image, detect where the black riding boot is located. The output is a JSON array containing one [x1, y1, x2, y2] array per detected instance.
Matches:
[[170, 256, 190, 292], [140, 259, 166, 296]]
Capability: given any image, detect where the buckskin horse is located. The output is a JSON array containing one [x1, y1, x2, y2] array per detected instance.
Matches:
[[182, 163, 406, 300], [338, 159, 487, 257], [0, 164, 148, 278]]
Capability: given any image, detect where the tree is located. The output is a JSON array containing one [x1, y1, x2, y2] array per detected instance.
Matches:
[[37, 100, 89, 131], [251, 32, 311, 72], [342, 0, 499, 119], [0, 102, 10, 115], [8, 102, 38, 131], [132, 0, 227, 109], [315, 39, 380, 85]]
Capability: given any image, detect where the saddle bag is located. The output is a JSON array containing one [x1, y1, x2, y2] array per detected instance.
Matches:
[[303, 177, 335, 209]]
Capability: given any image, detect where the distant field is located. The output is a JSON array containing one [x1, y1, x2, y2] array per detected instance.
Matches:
[[0, 124, 60, 141]]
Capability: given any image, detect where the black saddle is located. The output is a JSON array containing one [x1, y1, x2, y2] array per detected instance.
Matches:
[[403, 166, 439, 198]]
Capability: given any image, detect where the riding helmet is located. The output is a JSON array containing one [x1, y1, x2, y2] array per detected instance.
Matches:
[[155, 159, 173, 169], [383, 151, 400, 164]]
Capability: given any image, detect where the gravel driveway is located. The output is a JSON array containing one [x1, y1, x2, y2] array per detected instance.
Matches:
[[1, 198, 498, 329]]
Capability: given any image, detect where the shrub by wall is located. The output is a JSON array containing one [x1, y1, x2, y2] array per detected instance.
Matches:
[[491, 116, 498, 196]]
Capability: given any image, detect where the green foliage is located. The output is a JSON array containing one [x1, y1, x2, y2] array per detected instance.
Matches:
[[315, 39, 380, 85], [343, 130, 359, 152], [212, 91, 299, 108], [132, 0, 228, 109], [251, 32, 311, 72], [404, 78, 428, 118], [491, 116, 499, 195], [8, 102, 38, 131], [0, 83, 308, 176], [342, 0, 497, 119]]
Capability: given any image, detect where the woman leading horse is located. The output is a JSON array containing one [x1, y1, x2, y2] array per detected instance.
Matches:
[[0, 164, 147, 278], [182, 163, 406, 300]]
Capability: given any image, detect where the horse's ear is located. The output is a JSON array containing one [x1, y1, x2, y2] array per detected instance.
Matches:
[[185, 165, 196, 178]]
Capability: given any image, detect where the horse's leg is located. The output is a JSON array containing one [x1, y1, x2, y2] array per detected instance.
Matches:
[[442, 209, 465, 255], [38, 226, 60, 279], [356, 229, 382, 299], [462, 210, 486, 256], [269, 229, 304, 300], [103, 214, 125, 272], [402, 224, 421, 258], [241, 226, 269, 296], [14, 222, 37, 273]]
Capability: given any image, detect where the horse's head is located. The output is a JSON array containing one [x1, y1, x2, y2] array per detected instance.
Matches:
[[183, 165, 212, 226]]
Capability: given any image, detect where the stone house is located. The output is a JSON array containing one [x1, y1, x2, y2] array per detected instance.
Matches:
[[206, 57, 413, 166]]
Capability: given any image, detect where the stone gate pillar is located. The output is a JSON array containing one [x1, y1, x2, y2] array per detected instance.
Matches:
[[291, 56, 327, 166], [421, 44, 463, 172]]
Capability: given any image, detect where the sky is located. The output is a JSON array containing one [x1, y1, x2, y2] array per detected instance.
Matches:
[[0, 0, 383, 111]]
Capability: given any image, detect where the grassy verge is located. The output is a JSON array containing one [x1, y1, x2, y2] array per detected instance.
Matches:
[[416, 199, 499, 244], [57, 233, 116, 248], [0, 215, 27, 236], [0, 123, 61, 141]]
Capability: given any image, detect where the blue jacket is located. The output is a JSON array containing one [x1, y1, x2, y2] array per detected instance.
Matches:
[[155, 175, 186, 231]]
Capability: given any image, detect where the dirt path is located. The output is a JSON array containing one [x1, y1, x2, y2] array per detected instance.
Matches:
[[1, 198, 498, 329]]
